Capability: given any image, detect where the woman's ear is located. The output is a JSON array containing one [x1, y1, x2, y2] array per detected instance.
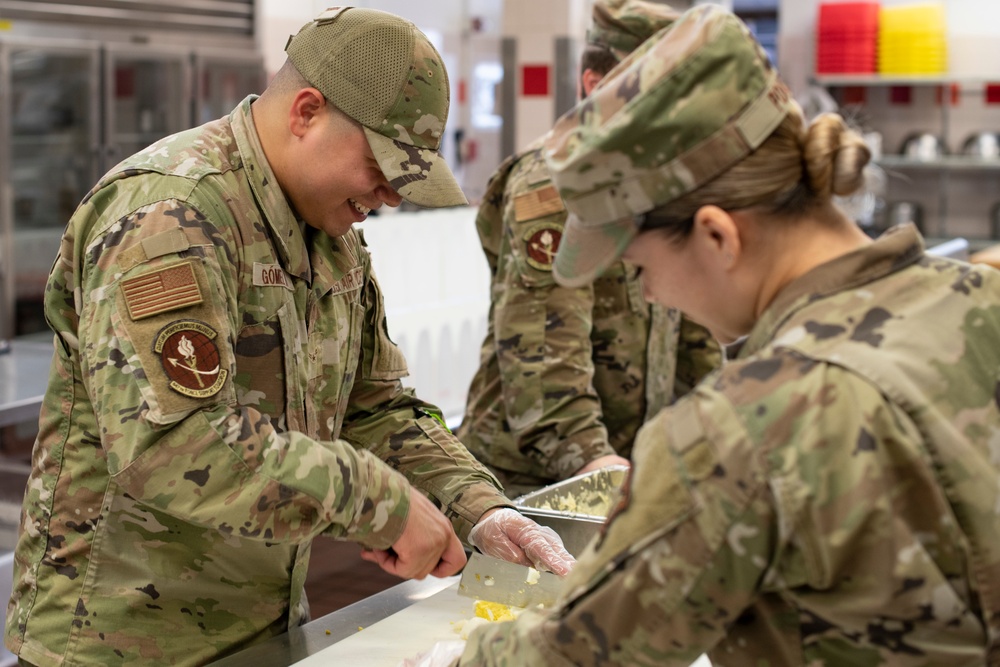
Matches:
[[692, 205, 741, 269], [288, 87, 326, 139]]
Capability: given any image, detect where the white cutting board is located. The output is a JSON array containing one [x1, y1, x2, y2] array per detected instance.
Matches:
[[293, 579, 713, 667], [294, 581, 476, 667]]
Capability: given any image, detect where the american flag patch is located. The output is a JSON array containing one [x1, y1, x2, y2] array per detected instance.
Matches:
[[514, 185, 565, 222], [121, 262, 203, 321]]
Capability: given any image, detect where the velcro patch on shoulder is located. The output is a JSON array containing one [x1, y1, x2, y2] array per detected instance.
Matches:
[[521, 222, 563, 271], [513, 185, 565, 222], [154, 319, 228, 398], [121, 261, 203, 321]]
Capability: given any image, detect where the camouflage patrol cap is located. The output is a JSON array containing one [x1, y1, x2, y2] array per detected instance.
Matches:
[[546, 5, 798, 287], [588, 0, 682, 61], [285, 6, 467, 208]]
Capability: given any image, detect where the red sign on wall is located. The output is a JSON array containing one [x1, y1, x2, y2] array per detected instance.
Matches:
[[521, 65, 550, 97]]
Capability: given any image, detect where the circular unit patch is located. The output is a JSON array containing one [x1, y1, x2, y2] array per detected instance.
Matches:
[[522, 223, 563, 271], [154, 320, 227, 398]]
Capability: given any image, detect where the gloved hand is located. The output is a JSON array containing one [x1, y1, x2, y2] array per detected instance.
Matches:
[[468, 508, 576, 576], [398, 640, 466, 667]]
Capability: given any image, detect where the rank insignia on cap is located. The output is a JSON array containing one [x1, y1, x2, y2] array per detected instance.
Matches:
[[513, 185, 565, 222], [522, 223, 563, 271], [121, 262, 203, 321], [154, 320, 227, 398]]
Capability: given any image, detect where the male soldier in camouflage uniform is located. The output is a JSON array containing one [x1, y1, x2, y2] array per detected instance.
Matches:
[[415, 5, 1000, 665], [458, 0, 721, 498], [4, 8, 574, 666]]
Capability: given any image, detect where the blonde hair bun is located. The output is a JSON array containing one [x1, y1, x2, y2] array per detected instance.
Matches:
[[803, 113, 871, 199]]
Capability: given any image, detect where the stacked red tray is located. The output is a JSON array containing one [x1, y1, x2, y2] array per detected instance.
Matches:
[[816, 2, 880, 74]]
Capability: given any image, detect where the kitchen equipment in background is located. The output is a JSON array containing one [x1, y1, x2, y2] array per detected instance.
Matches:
[[514, 465, 627, 517], [900, 132, 947, 161], [837, 162, 887, 235], [926, 237, 969, 261], [991, 202, 1000, 240], [878, 2, 947, 75], [961, 132, 1000, 160], [457, 552, 563, 608], [886, 201, 925, 232], [513, 466, 627, 557], [815, 1, 879, 75]]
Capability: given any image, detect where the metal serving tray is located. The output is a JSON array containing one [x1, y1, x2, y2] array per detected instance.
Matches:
[[513, 466, 628, 557]]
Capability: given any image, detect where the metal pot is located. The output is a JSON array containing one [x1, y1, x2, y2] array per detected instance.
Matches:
[[887, 201, 924, 232], [991, 202, 1000, 239], [961, 132, 1000, 159], [899, 132, 947, 161]]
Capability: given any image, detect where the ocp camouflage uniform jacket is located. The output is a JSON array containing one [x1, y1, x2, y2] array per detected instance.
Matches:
[[458, 224, 1000, 666], [458, 143, 720, 496], [5, 96, 508, 667]]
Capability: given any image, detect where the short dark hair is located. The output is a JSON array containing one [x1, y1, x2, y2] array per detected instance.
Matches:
[[579, 44, 620, 78]]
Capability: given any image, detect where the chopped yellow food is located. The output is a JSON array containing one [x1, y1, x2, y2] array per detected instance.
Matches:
[[474, 600, 516, 622]]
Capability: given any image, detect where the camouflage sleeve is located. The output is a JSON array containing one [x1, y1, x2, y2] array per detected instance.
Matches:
[[79, 199, 411, 550], [339, 265, 512, 544], [490, 162, 615, 480], [672, 315, 723, 397], [457, 379, 775, 666]]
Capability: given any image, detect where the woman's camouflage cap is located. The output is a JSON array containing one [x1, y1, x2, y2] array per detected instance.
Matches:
[[285, 6, 467, 208], [588, 0, 682, 61], [546, 5, 799, 287]]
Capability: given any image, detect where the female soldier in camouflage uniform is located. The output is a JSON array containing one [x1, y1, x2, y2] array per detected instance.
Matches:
[[413, 4, 1000, 666]]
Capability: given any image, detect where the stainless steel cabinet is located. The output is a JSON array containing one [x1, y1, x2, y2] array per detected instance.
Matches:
[[104, 45, 190, 167], [0, 39, 263, 339], [0, 39, 100, 339]]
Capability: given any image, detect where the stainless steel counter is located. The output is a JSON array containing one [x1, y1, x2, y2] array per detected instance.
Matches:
[[0, 337, 52, 428], [208, 576, 458, 667]]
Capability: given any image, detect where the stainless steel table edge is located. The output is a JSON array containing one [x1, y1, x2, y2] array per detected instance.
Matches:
[[208, 575, 459, 667], [0, 337, 54, 429]]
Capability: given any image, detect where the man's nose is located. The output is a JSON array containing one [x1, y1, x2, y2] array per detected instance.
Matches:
[[378, 183, 403, 207]]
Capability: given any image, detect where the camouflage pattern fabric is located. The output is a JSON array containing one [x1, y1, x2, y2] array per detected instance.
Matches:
[[546, 5, 798, 288], [588, 0, 683, 61], [285, 6, 467, 208], [5, 96, 508, 667], [457, 143, 720, 498], [457, 224, 1000, 665]]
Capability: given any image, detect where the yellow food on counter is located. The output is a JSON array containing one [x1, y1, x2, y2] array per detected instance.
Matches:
[[474, 600, 517, 622]]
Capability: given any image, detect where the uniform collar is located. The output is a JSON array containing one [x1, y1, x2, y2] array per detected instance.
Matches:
[[738, 223, 925, 359], [230, 95, 311, 282]]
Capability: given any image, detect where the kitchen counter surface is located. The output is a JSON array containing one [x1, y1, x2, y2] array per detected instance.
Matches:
[[209, 576, 461, 667], [0, 336, 52, 428]]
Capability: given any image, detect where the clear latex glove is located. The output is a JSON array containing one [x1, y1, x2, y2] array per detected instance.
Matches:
[[398, 640, 466, 667], [468, 508, 576, 576]]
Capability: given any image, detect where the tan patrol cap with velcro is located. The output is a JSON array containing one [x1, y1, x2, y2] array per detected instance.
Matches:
[[285, 6, 467, 208]]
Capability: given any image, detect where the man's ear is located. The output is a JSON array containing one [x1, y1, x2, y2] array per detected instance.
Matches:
[[580, 68, 604, 98], [288, 87, 326, 138], [692, 205, 741, 269]]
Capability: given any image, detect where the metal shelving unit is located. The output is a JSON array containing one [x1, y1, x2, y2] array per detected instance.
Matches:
[[816, 74, 1000, 238]]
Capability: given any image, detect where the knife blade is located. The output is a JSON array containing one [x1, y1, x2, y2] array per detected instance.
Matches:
[[457, 551, 564, 608]]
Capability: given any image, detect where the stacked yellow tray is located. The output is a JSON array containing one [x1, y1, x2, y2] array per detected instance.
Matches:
[[879, 3, 947, 75]]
